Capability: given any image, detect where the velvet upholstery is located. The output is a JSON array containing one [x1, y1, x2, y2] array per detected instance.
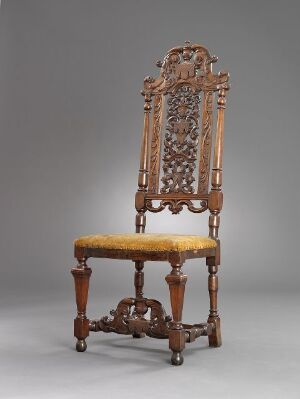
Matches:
[[74, 233, 217, 252]]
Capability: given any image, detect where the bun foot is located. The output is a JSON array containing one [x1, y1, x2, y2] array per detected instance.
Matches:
[[208, 317, 222, 347], [171, 351, 184, 366], [132, 332, 146, 338], [76, 339, 87, 352]]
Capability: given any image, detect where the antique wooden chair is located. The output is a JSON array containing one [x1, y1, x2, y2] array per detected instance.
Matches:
[[71, 41, 230, 366]]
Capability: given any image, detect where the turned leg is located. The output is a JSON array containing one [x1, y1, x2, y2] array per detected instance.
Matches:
[[165, 262, 187, 366], [71, 257, 92, 352], [207, 264, 222, 347], [132, 260, 147, 338]]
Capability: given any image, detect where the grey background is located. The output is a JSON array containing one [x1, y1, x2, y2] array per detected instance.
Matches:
[[0, 0, 299, 398]]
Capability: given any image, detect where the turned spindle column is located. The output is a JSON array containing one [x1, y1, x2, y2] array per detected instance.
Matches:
[[137, 92, 152, 193], [134, 210, 147, 314], [206, 88, 227, 347], [132, 92, 152, 338], [132, 259, 147, 338], [207, 265, 221, 346], [165, 262, 187, 365], [134, 91, 152, 239], [71, 257, 92, 352]]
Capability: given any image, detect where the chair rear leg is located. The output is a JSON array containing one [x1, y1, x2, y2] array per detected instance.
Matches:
[[132, 260, 146, 338], [165, 262, 187, 366], [71, 257, 92, 352], [207, 263, 222, 347]]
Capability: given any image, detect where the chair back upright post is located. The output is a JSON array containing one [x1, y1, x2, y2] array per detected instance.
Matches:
[[206, 87, 227, 348], [207, 87, 227, 264], [133, 93, 152, 309], [136, 93, 152, 234]]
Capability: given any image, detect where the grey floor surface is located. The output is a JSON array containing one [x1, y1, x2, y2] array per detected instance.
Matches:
[[1, 292, 299, 399]]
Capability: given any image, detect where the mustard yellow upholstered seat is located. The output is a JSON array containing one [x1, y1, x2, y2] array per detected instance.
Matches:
[[74, 233, 217, 252]]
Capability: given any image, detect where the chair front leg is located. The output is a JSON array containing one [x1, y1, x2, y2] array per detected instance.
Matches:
[[165, 262, 187, 366], [207, 264, 222, 347], [71, 257, 92, 352]]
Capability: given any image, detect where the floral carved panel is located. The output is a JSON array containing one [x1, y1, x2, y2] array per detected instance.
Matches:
[[198, 90, 213, 194], [160, 85, 201, 194], [148, 94, 164, 194]]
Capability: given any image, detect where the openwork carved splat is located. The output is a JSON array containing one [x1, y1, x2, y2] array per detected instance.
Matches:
[[161, 85, 201, 194]]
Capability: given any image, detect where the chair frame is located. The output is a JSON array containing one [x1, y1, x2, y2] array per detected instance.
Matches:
[[71, 41, 229, 366]]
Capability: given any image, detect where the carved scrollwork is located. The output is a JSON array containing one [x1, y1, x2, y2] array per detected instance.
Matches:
[[99, 298, 135, 334], [162, 43, 202, 86], [145, 199, 208, 215], [198, 90, 213, 194], [143, 41, 229, 95], [90, 296, 213, 342], [146, 299, 171, 338], [140, 42, 229, 214], [161, 85, 201, 194], [96, 297, 172, 338], [148, 94, 163, 194]]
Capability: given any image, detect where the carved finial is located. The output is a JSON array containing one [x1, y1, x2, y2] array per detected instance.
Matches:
[[77, 257, 88, 269], [183, 41, 192, 61], [144, 76, 155, 83], [142, 76, 155, 96], [206, 55, 218, 64], [217, 89, 226, 109], [144, 93, 152, 112]]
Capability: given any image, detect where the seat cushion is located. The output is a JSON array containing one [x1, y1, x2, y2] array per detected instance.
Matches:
[[74, 233, 217, 252]]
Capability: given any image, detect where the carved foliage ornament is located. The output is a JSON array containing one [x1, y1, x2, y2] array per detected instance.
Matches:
[[198, 90, 213, 194], [96, 297, 172, 338], [148, 94, 163, 194], [145, 198, 208, 215], [142, 42, 229, 214], [143, 41, 229, 95], [161, 84, 200, 195]]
